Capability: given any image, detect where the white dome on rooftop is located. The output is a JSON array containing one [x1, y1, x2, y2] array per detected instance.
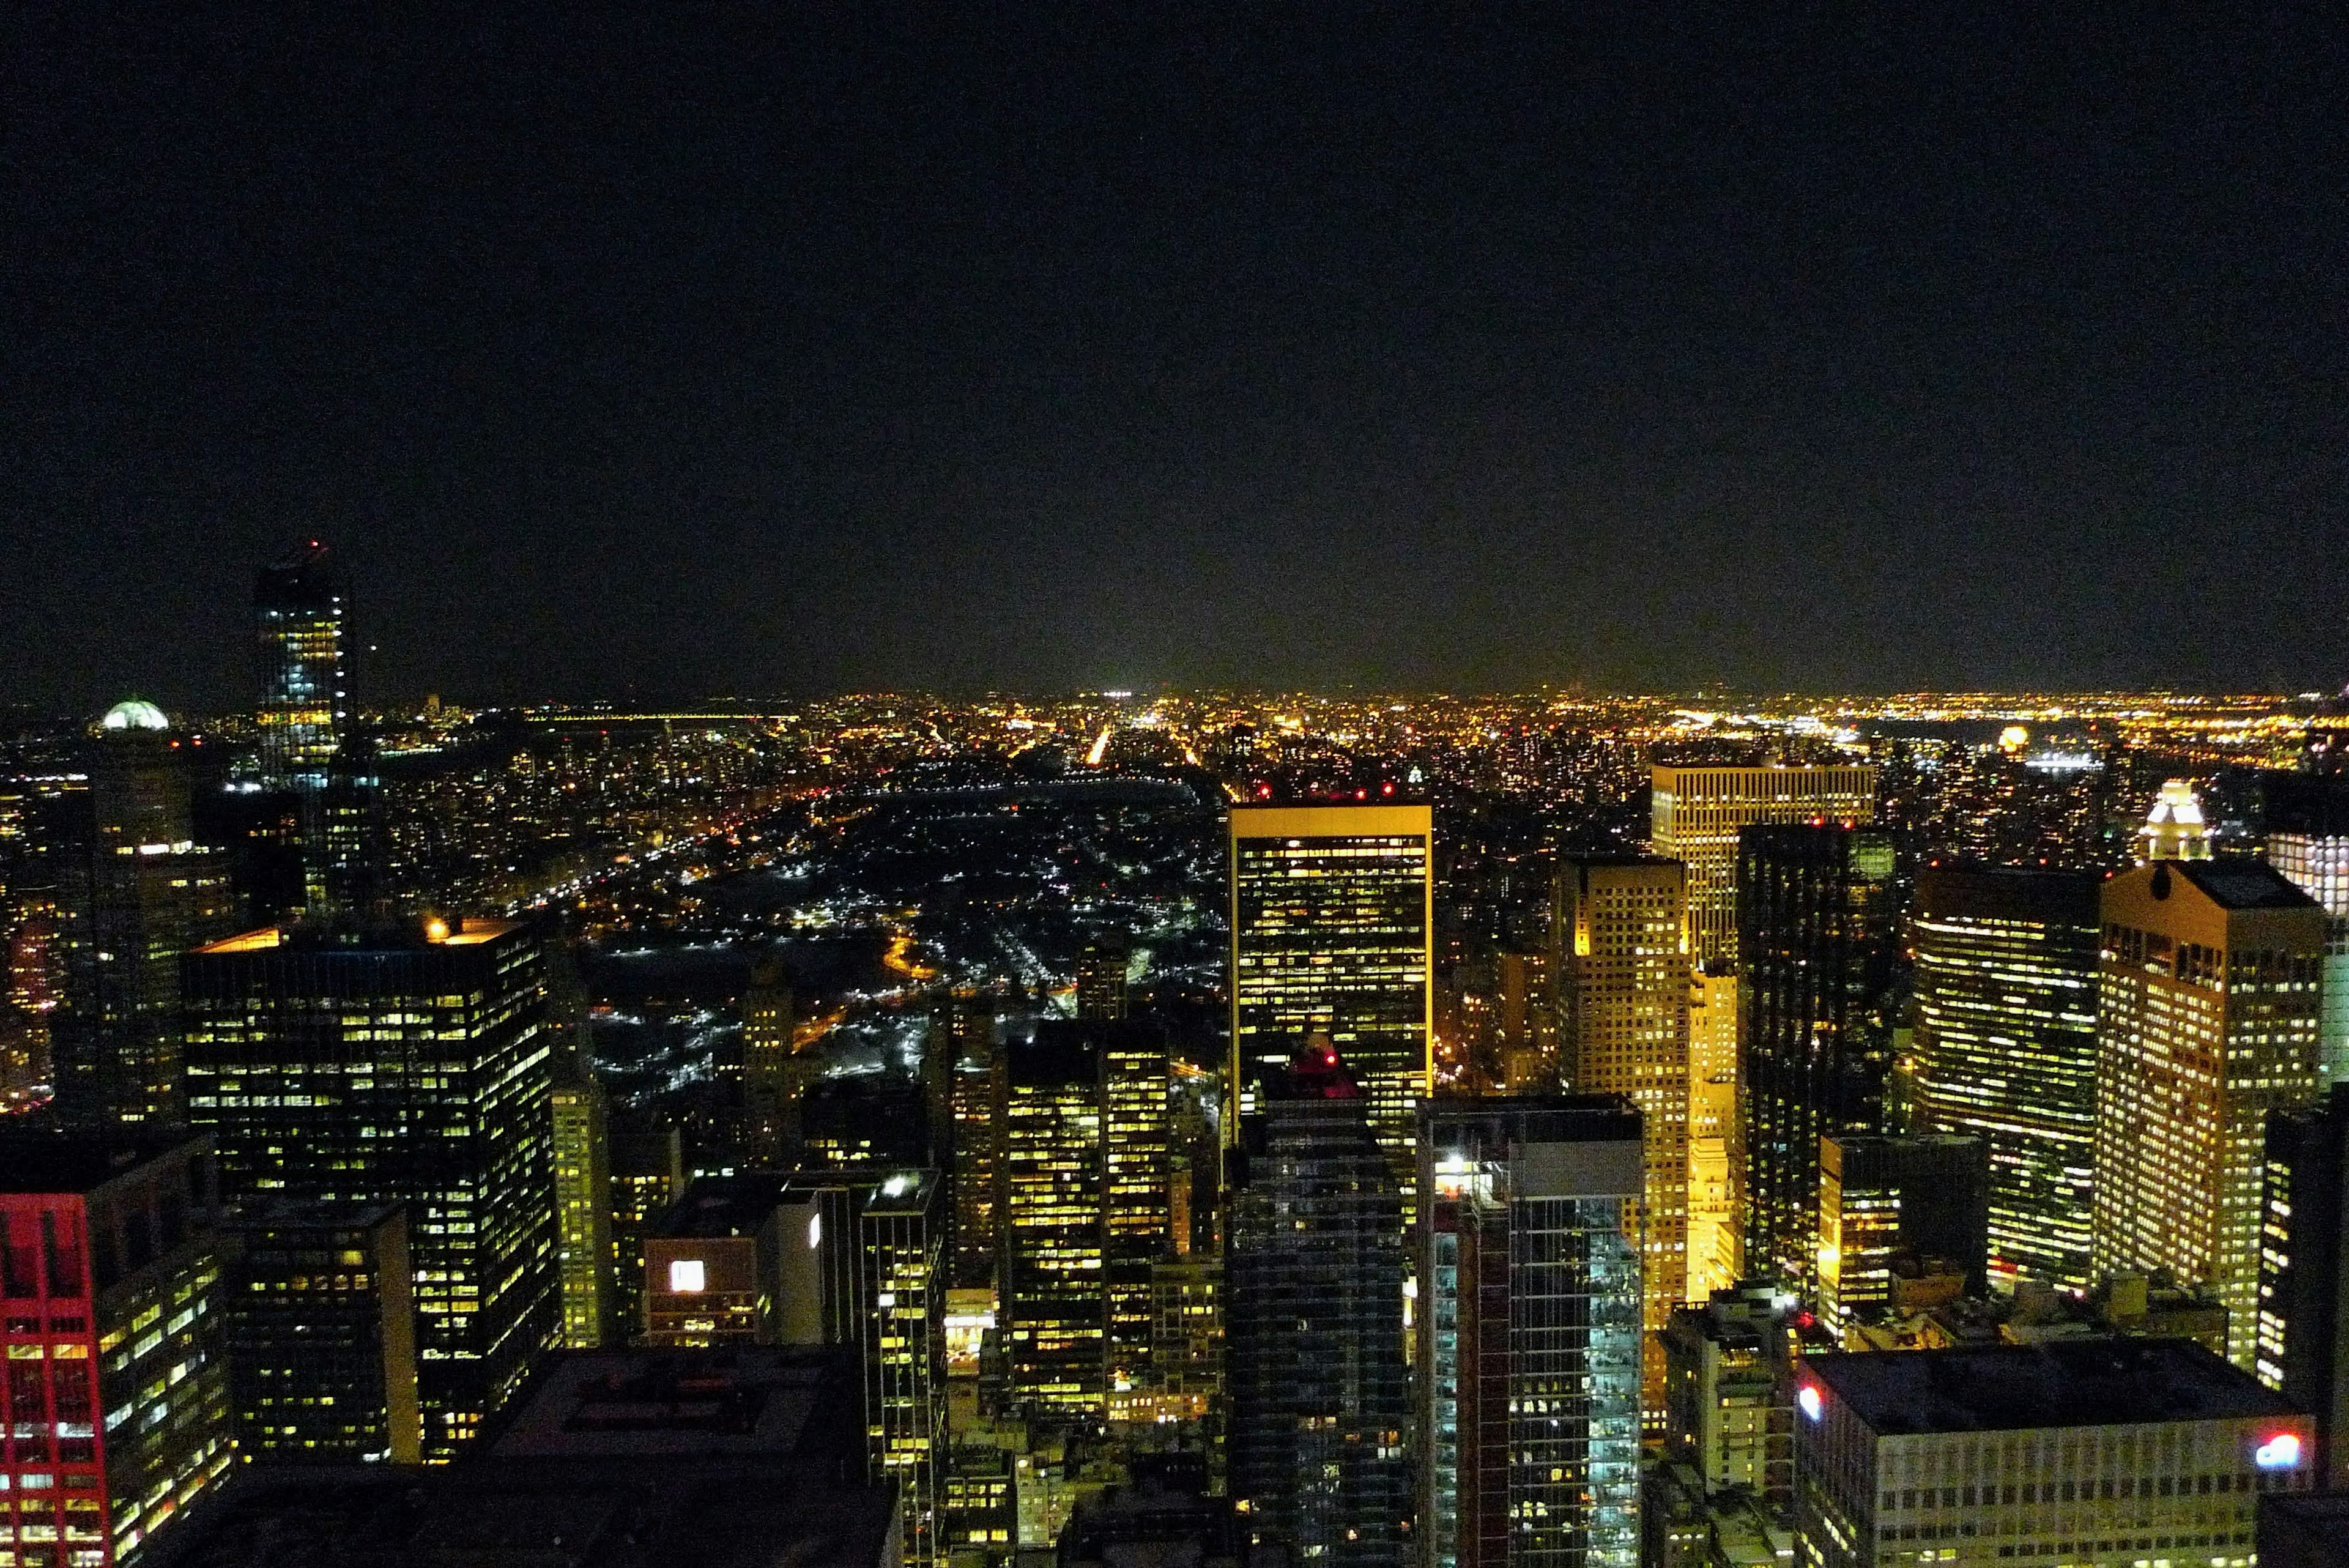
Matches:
[[100, 699, 170, 732]]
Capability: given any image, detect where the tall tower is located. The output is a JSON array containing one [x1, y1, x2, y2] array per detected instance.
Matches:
[[1553, 855, 1690, 1414], [1099, 1020, 1171, 1410], [1685, 960, 1741, 1296], [550, 1053, 613, 1347], [1076, 934, 1133, 1020], [253, 540, 346, 792], [2136, 778, 2213, 863], [1910, 864, 2101, 1293], [52, 702, 235, 1130], [1000, 1025, 1107, 1418], [1737, 824, 1902, 1293], [742, 955, 797, 1162], [1419, 1098, 1644, 1568], [182, 916, 559, 1458], [1228, 802, 1433, 1210], [1226, 1044, 1409, 1568], [2265, 773, 2349, 1084], [948, 1009, 1006, 1290], [2093, 859, 2326, 1369], [1649, 764, 1877, 967]]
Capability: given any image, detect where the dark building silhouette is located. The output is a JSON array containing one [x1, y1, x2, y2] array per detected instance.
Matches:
[[2258, 1085, 2349, 1487]]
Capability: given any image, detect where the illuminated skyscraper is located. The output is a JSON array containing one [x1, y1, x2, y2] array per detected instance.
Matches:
[[1649, 764, 1877, 967], [1737, 825, 1901, 1293], [1098, 1020, 1171, 1408], [2093, 859, 2326, 1370], [1685, 962, 1740, 1297], [2136, 778, 2213, 863], [53, 704, 235, 1129], [1227, 1046, 1409, 1568], [1228, 803, 1433, 1206], [1553, 855, 1689, 1414], [1001, 1025, 1107, 1418], [0, 1132, 234, 1568], [253, 541, 345, 792], [182, 916, 558, 1459], [551, 1052, 614, 1347], [1814, 1133, 1988, 1345], [1420, 1097, 1644, 1568], [1910, 864, 2101, 1293], [2265, 773, 2349, 1084]]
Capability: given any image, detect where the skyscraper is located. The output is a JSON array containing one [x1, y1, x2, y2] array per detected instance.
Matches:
[[1910, 863, 2101, 1293], [1649, 764, 1877, 967], [1226, 1045, 1409, 1568], [1420, 1097, 1644, 1568], [1076, 934, 1133, 1021], [1228, 803, 1433, 1207], [52, 704, 234, 1129], [0, 1131, 235, 1568], [551, 1052, 614, 1347], [2255, 1084, 2349, 1487], [182, 916, 558, 1459], [743, 955, 797, 1162], [1000, 1025, 1107, 1418], [1814, 1133, 1989, 1345], [2265, 771, 2349, 1084], [948, 1011, 1006, 1290], [252, 541, 345, 793], [1736, 824, 1902, 1293], [2092, 859, 2326, 1370], [1099, 1020, 1172, 1408], [1685, 962, 1740, 1297], [1553, 855, 1690, 1413]]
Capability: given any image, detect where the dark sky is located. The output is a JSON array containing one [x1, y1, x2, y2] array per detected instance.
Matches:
[[7, 7, 2345, 711]]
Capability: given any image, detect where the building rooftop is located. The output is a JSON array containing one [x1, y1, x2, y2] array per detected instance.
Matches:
[[1804, 1339, 2297, 1436], [193, 916, 523, 956], [0, 1131, 204, 1196], [2167, 860, 2319, 912], [489, 1347, 843, 1462]]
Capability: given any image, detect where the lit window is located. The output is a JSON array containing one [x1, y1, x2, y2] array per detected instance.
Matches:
[[667, 1260, 706, 1294]]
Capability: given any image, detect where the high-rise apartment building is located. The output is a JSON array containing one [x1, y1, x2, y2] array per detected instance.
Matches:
[[1553, 855, 1690, 1415], [1911, 864, 2101, 1293], [1228, 803, 1433, 1206], [0, 1132, 234, 1567], [1660, 1280, 1813, 1506], [225, 1198, 420, 1464], [1792, 1341, 2310, 1568], [2266, 772, 2349, 1083], [1737, 825, 1902, 1293], [52, 705, 235, 1130], [182, 916, 558, 1459], [1686, 962, 1740, 1297], [551, 1053, 613, 1347], [1649, 764, 1877, 967], [1814, 1134, 1989, 1345], [1420, 1097, 1645, 1568], [252, 541, 344, 793], [1227, 1045, 1409, 1568], [2093, 859, 2326, 1370], [2255, 1084, 2349, 1487], [1001, 1025, 1107, 1418]]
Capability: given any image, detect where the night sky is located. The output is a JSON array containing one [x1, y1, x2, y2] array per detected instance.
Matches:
[[7, 8, 2345, 711]]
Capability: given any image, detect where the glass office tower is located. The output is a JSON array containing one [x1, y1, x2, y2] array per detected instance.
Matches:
[[2266, 773, 2349, 1085], [1910, 863, 2101, 1293], [252, 541, 345, 793], [1229, 803, 1432, 1208], [1420, 1098, 1644, 1568]]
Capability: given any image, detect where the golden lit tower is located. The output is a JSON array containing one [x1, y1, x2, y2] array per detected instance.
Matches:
[[550, 1052, 613, 1347], [1554, 855, 1690, 1416], [1000, 1025, 1108, 1417], [2093, 860, 2326, 1370], [1685, 960, 1740, 1296], [1228, 802, 1433, 1205], [2136, 778, 2213, 863], [1649, 764, 1877, 967]]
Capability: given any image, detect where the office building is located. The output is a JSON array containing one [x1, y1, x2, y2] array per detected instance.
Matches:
[[1228, 803, 1433, 1206], [1076, 934, 1132, 1021], [1554, 855, 1690, 1413], [2265, 771, 2349, 1083], [1649, 764, 1877, 967], [1146, 1255, 1222, 1427], [182, 916, 558, 1460], [0, 1131, 234, 1567], [551, 1054, 614, 1347], [1227, 1046, 1409, 1568], [2136, 778, 2213, 863], [166, 1347, 900, 1568], [2257, 1085, 2349, 1487], [1686, 962, 1740, 1297], [1792, 1340, 2312, 1568], [1096, 1020, 1171, 1405], [1057, 1458, 1270, 1568], [743, 955, 798, 1162], [225, 1198, 420, 1463], [1660, 1280, 1819, 1506], [607, 1107, 683, 1338], [1002, 1025, 1108, 1418], [1814, 1134, 1989, 1345], [251, 541, 344, 793], [949, 1016, 1006, 1290], [1420, 1097, 1645, 1568], [2093, 859, 2326, 1369], [1910, 864, 2101, 1293], [52, 704, 236, 1130], [1737, 825, 1902, 1292]]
